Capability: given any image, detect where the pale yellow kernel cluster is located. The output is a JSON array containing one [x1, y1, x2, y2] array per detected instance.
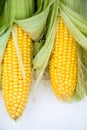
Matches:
[[49, 17, 78, 101], [2, 26, 32, 119]]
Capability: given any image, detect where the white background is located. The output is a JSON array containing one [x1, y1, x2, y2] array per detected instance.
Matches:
[[0, 81, 87, 130]]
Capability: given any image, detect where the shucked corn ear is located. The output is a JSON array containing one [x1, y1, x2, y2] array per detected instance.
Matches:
[[2, 26, 32, 119], [49, 17, 78, 101]]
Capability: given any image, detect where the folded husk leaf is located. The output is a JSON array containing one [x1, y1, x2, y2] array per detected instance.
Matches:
[[0, 28, 11, 63], [12, 25, 26, 79], [15, 0, 55, 41], [60, 2, 87, 35], [61, 0, 87, 18]]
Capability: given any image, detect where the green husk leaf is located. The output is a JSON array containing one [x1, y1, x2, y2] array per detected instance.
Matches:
[[73, 44, 87, 100], [7, 0, 35, 20], [37, 0, 43, 9], [0, 0, 6, 16], [0, 1, 8, 32], [0, 27, 11, 63], [33, 40, 44, 57], [43, 0, 51, 10], [15, 0, 35, 19], [60, 2, 87, 35], [15, 1, 53, 41], [74, 45, 85, 100], [35, 0, 44, 14], [61, 0, 87, 17], [60, 10, 87, 49], [0, 0, 15, 34], [12, 24, 26, 79]]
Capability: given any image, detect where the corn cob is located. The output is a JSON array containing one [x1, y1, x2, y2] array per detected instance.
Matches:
[[2, 26, 32, 119], [49, 17, 78, 101]]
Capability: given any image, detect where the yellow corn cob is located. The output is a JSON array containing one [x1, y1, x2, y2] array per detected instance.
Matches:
[[49, 17, 78, 101], [2, 26, 32, 119]]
